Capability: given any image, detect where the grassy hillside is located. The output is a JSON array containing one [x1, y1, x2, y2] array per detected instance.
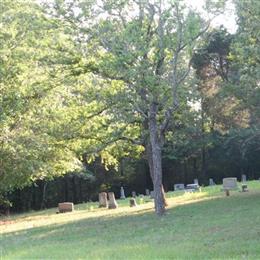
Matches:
[[1, 181, 260, 259]]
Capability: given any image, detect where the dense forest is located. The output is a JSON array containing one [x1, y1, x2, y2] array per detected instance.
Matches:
[[0, 0, 259, 215]]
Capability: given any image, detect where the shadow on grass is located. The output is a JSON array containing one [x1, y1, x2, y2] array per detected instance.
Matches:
[[1, 190, 260, 259]]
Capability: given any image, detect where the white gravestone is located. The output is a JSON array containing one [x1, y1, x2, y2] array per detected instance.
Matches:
[[223, 177, 238, 190], [209, 178, 215, 186], [241, 174, 247, 183], [185, 184, 200, 192], [145, 189, 150, 196], [174, 184, 185, 191], [194, 179, 199, 185], [120, 186, 126, 199]]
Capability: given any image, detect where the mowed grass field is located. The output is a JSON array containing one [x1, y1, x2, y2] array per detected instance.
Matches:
[[1, 181, 260, 259]]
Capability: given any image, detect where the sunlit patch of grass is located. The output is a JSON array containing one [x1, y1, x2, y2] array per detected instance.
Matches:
[[1, 181, 260, 259]]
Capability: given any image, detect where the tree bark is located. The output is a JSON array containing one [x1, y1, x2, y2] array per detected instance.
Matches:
[[72, 175, 78, 204], [201, 103, 207, 183], [148, 102, 166, 216], [184, 160, 188, 184], [193, 158, 197, 178], [64, 176, 69, 202], [201, 146, 207, 183], [40, 181, 47, 210], [147, 140, 168, 207]]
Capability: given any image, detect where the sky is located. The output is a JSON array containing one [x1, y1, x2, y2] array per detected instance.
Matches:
[[39, 0, 237, 34], [185, 0, 237, 33]]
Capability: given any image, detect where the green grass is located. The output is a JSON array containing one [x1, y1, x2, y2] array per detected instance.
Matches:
[[1, 181, 260, 259]]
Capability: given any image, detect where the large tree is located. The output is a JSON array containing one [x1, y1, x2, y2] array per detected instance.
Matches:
[[232, 0, 260, 124], [45, 0, 224, 215], [0, 0, 84, 198]]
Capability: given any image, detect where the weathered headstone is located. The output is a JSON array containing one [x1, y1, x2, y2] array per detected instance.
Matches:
[[150, 190, 155, 199], [223, 177, 238, 190], [145, 189, 150, 196], [120, 186, 126, 199], [99, 192, 108, 208], [132, 191, 136, 198], [241, 174, 247, 183], [130, 198, 137, 207], [209, 178, 215, 186], [108, 192, 118, 209], [58, 202, 74, 213], [185, 184, 200, 192], [194, 178, 199, 185], [242, 184, 248, 192], [174, 184, 185, 191]]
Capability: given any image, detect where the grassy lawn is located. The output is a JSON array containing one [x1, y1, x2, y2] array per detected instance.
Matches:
[[1, 181, 260, 259]]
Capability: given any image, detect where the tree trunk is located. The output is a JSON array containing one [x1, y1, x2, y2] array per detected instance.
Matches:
[[148, 103, 166, 216], [201, 104, 207, 183], [40, 181, 47, 210], [72, 175, 78, 204], [193, 158, 197, 178], [64, 176, 69, 202], [184, 160, 188, 184], [79, 178, 82, 203], [120, 159, 124, 176], [201, 147, 207, 183], [147, 141, 168, 207]]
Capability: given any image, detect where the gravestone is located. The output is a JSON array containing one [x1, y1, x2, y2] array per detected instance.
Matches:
[[194, 178, 199, 185], [174, 184, 185, 191], [209, 178, 215, 186], [150, 190, 155, 199], [145, 189, 150, 196], [99, 192, 108, 208], [242, 184, 248, 192], [130, 198, 137, 207], [185, 184, 200, 192], [132, 191, 136, 198], [223, 177, 238, 190], [58, 202, 74, 213], [108, 192, 118, 209], [120, 186, 126, 199], [241, 174, 247, 183]]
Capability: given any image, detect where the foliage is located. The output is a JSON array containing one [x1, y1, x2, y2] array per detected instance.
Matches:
[[0, 0, 83, 195], [47, 0, 216, 214]]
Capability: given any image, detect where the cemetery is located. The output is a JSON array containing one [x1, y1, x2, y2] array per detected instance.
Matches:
[[1, 180, 260, 259], [1, 0, 260, 259]]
